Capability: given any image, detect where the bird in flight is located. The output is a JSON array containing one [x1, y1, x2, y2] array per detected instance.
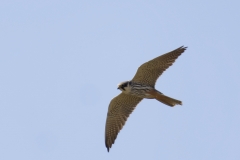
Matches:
[[105, 46, 187, 152]]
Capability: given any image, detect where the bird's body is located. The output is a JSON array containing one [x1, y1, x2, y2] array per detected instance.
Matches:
[[118, 81, 154, 98], [118, 81, 182, 106], [105, 46, 187, 152]]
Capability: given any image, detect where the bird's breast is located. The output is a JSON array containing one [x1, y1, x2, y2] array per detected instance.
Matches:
[[123, 83, 155, 99]]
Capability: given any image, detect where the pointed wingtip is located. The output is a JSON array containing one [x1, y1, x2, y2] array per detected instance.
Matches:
[[181, 46, 188, 50], [179, 45, 187, 48]]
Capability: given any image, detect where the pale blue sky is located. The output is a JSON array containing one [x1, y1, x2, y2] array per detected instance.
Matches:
[[1, 1, 240, 159]]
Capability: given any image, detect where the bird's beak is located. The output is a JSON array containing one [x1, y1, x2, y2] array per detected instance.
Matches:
[[117, 87, 119, 89]]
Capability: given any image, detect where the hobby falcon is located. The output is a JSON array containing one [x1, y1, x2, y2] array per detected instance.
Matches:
[[105, 46, 187, 152]]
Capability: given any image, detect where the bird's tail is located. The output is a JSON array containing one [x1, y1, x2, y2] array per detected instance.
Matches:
[[153, 91, 182, 107]]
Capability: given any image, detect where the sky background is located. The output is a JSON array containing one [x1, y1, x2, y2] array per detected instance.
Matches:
[[1, 0, 240, 159]]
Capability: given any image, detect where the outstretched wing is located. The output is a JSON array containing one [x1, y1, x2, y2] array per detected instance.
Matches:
[[132, 46, 187, 87], [105, 93, 142, 152]]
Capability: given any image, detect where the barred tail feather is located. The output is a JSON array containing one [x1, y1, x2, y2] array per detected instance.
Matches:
[[154, 92, 182, 107]]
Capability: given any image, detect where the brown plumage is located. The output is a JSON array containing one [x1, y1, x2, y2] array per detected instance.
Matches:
[[105, 93, 142, 151], [132, 46, 187, 87], [105, 46, 187, 152], [147, 89, 182, 107]]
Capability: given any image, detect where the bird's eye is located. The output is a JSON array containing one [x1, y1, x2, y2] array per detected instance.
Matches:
[[123, 83, 128, 87]]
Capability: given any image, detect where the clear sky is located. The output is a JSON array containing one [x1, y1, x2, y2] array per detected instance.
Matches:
[[1, 1, 240, 159]]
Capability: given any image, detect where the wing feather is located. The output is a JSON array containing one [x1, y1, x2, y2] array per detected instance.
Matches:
[[105, 93, 142, 151], [132, 46, 187, 86]]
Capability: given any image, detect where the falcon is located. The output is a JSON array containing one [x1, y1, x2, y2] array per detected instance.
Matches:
[[105, 46, 187, 152]]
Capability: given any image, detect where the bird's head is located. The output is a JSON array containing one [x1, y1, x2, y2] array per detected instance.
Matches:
[[117, 81, 129, 91]]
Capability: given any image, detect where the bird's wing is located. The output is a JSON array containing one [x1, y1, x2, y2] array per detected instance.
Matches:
[[105, 93, 142, 152], [132, 46, 187, 87]]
